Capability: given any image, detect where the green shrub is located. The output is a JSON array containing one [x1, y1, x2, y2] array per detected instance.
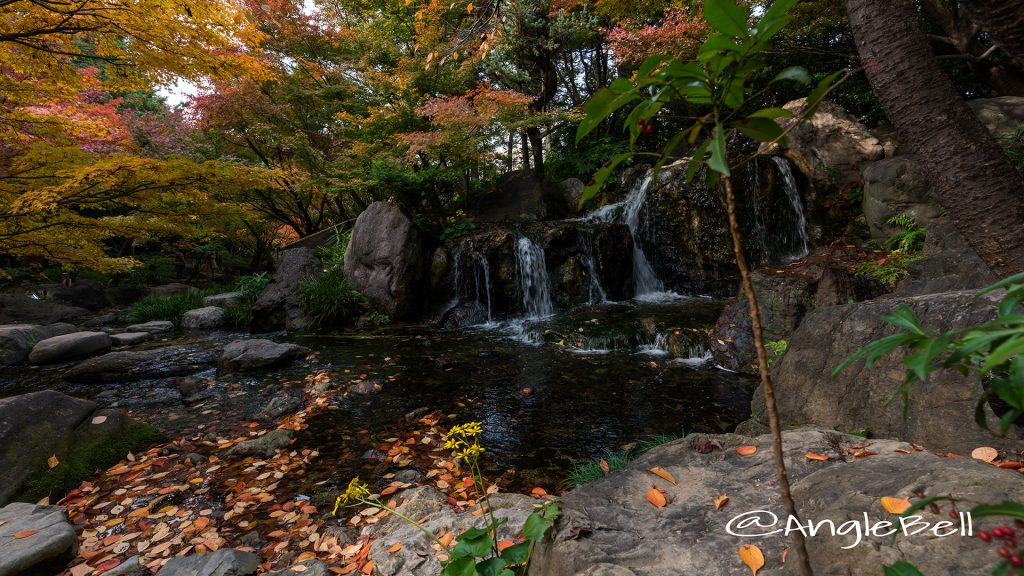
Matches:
[[884, 214, 926, 253], [766, 340, 788, 366], [299, 269, 366, 328], [317, 229, 352, 271], [564, 434, 682, 489], [440, 220, 477, 244], [235, 272, 270, 301], [855, 251, 926, 287], [128, 288, 220, 327]]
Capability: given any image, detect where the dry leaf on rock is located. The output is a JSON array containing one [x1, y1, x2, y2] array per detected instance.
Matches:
[[971, 446, 998, 463], [646, 486, 667, 508], [736, 445, 757, 456], [738, 543, 765, 575], [649, 467, 676, 485], [880, 496, 911, 515], [713, 495, 729, 510]]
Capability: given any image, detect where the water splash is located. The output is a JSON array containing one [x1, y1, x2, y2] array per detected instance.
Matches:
[[772, 157, 810, 260], [579, 234, 607, 304], [515, 236, 554, 319]]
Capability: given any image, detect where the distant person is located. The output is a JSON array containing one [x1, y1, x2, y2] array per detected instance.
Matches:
[[175, 250, 186, 280]]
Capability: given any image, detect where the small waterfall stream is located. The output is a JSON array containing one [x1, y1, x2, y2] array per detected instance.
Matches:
[[515, 236, 554, 319], [772, 157, 810, 260], [579, 235, 607, 304], [587, 174, 674, 300]]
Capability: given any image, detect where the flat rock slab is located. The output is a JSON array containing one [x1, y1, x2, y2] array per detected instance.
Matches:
[[110, 332, 153, 347], [203, 292, 244, 308], [361, 487, 536, 576], [0, 503, 77, 576], [28, 331, 110, 365], [124, 321, 175, 334], [227, 428, 295, 458], [532, 428, 1024, 576], [64, 347, 219, 383], [158, 549, 259, 576], [0, 323, 76, 366], [182, 307, 225, 331], [218, 339, 310, 374]]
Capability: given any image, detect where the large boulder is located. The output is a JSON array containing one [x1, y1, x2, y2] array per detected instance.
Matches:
[[0, 323, 76, 366], [0, 294, 89, 325], [64, 347, 219, 383], [158, 549, 260, 576], [251, 247, 322, 332], [218, 339, 309, 374], [51, 279, 110, 311], [531, 428, 1024, 576], [361, 487, 537, 576], [181, 306, 225, 330], [28, 331, 111, 365], [344, 202, 423, 320], [967, 96, 1024, 140], [862, 156, 944, 242], [470, 169, 561, 223], [752, 290, 1023, 454], [0, 503, 77, 576]]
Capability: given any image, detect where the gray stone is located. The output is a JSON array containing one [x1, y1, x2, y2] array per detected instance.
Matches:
[[203, 292, 244, 308], [218, 339, 309, 374], [251, 247, 322, 333], [0, 294, 89, 325], [268, 560, 332, 576], [28, 331, 111, 365], [344, 201, 423, 320], [561, 177, 586, 213], [753, 290, 1023, 454], [110, 332, 153, 347], [392, 469, 425, 484], [362, 487, 536, 576], [181, 306, 225, 330], [0, 323, 76, 366], [0, 503, 77, 576], [967, 96, 1024, 140], [52, 279, 110, 311], [349, 380, 379, 395], [257, 395, 303, 422], [101, 556, 148, 576], [472, 169, 557, 223], [125, 320, 175, 334], [64, 347, 218, 383], [158, 549, 260, 576], [177, 376, 213, 401], [532, 428, 1024, 576], [862, 156, 944, 242], [227, 428, 295, 458]]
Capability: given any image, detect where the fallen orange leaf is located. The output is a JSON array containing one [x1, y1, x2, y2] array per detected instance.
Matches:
[[599, 459, 610, 476], [853, 450, 877, 458], [47, 455, 59, 469], [360, 560, 374, 575], [649, 467, 677, 485], [736, 445, 757, 456], [496, 540, 515, 552], [739, 543, 765, 575], [713, 495, 729, 510], [805, 453, 829, 461], [388, 543, 403, 554], [880, 496, 911, 515], [13, 530, 38, 539], [971, 446, 998, 463], [646, 486, 667, 508]]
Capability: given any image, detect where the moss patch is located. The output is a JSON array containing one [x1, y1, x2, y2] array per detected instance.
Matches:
[[21, 419, 164, 503]]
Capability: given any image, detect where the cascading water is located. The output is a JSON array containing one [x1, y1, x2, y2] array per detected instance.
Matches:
[[474, 253, 493, 323], [772, 157, 810, 260], [587, 174, 674, 299], [515, 236, 554, 319], [579, 235, 607, 304]]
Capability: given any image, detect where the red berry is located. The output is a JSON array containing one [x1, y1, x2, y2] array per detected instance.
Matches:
[[995, 527, 1008, 538], [643, 124, 655, 134], [1006, 539, 1017, 549], [979, 531, 992, 542], [1011, 554, 1023, 567], [999, 547, 1012, 559], [948, 510, 958, 519]]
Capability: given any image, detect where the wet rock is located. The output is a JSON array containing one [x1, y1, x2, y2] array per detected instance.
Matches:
[[81, 312, 122, 329], [533, 428, 1024, 576], [182, 306, 225, 330], [560, 177, 585, 214], [218, 339, 310, 374], [177, 376, 213, 402], [0, 293, 89, 325], [0, 323, 76, 366], [187, 453, 207, 466], [203, 292, 244, 308], [470, 169, 560, 223], [967, 95, 1024, 140], [227, 429, 295, 458], [392, 469, 425, 484], [251, 247, 322, 333], [862, 156, 943, 242], [125, 320, 175, 334], [362, 487, 536, 576], [0, 503, 77, 576], [439, 301, 489, 329], [405, 407, 430, 422], [28, 331, 111, 365], [349, 380, 380, 395], [257, 395, 303, 421], [52, 279, 111, 311], [64, 347, 218, 383], [101, 556, 147, 576], [268, 560, 333, 576], [754, 290, 1023, 454], [110, 332, 152, 347], [236, 530, 266, 550], [344, 201, 423, 320], [159, 549, 260, 576]]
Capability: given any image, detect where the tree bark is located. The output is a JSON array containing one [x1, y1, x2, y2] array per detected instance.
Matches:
[[845, 0, 1024, 277], [962, 0, 1024, 69]]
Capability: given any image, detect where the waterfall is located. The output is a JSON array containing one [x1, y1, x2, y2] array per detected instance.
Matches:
[[515, 236, 554, 319], [579, 235, 607, 304], [587, 174, 672, 299], [474, 253, 493, 322], [772, 157, 810, 260]]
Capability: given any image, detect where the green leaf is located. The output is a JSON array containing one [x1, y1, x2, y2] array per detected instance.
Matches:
[[685, 141, 710, 185], [636, 55, 670, 78], [759, 0, 799, 25], [978, 272, 1024, 297], [576, 88, 641, 144], [476, 558, 510, 576], [698, 34, 742, 61], [883, 561, 925, 576], [803, 70, 845, 118], [707, 126, 730, 176], [982, 335, 1024, 373], [441, 557, 477, 576], [903, 333, 950, 382], [499, 542, 531, 564], [522, 510, 555, 541], [970, 502, 1024, 520], [733, 117, 786, 144], [882, 306, 926, 335], [452, 533, 493, 558], [747, 107, 794, 120], [579, 152, 632, 208], [772, 66, 811, 85], [831, 332, 920, 377], [703, 0, 750, 37]]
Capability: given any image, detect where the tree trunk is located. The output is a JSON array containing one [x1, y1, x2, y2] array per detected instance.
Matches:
[[527, 126, 545, 180], [845, 0, 1024, 277], [962, 0, 1024, 69]]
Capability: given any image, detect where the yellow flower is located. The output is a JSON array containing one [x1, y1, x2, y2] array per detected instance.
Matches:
[[332, 477, 371, 515], [461, 422, 483, 436], [456, 443, 484, 461]]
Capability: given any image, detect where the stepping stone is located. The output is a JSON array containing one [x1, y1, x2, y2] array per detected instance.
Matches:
[[181, 307, 225, 331], [28, 331, 110, 365], [110, 332, 152, 347], [158, 549, 259, 576], [0, 503, 77, 576], [124, 320, 174, 335]]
